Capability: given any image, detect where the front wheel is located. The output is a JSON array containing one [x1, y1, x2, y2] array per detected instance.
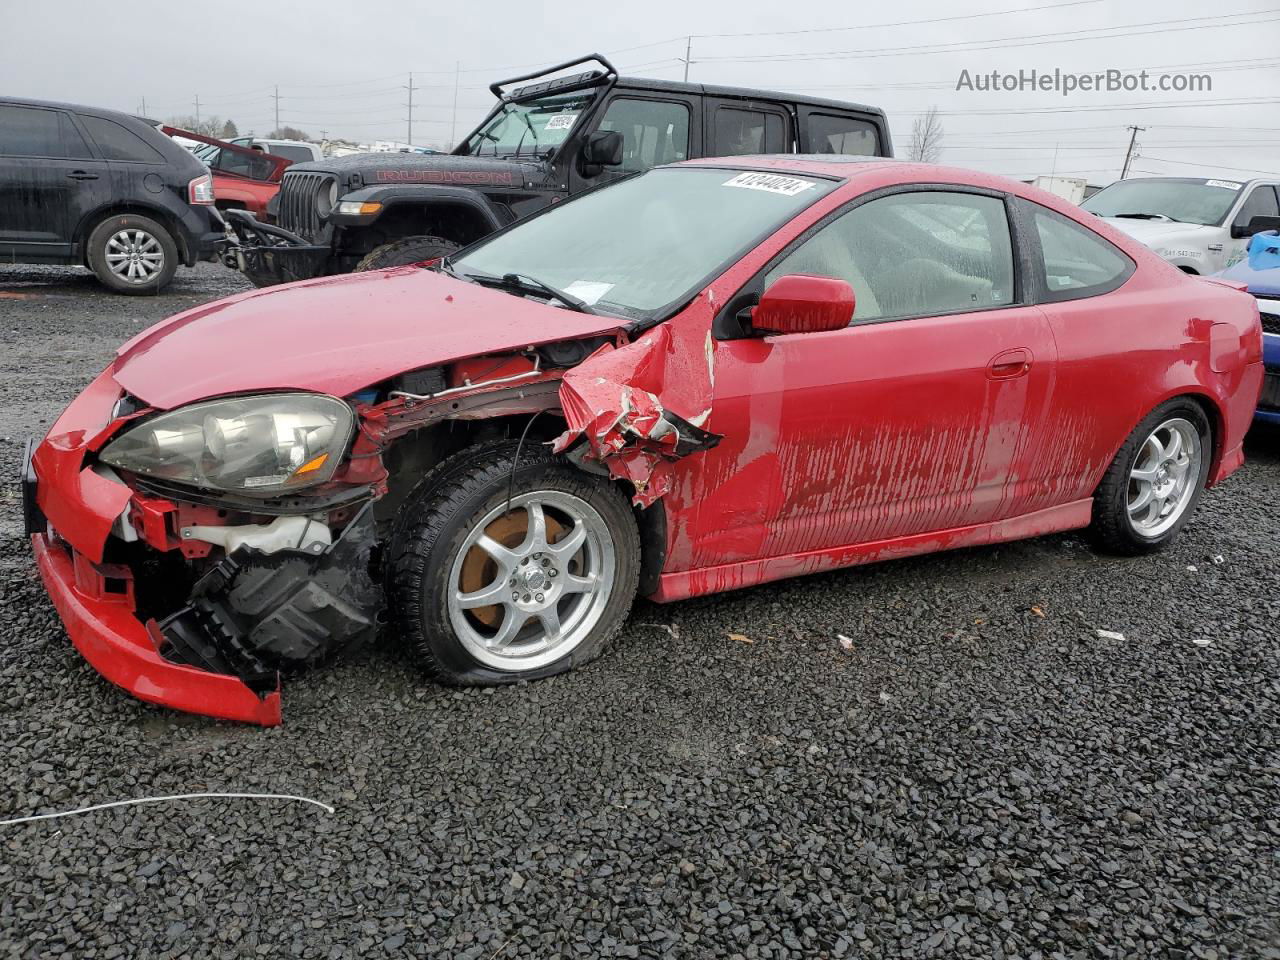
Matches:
[[1088, 399, 1212, 555], [355, 235, 460, 272], [387, 440, 640, 685]]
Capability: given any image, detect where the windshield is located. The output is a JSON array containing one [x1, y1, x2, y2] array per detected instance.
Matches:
[[1082, 178, 1243, 227], [461, 91, 597, 159], [453, 167, 838, 318]]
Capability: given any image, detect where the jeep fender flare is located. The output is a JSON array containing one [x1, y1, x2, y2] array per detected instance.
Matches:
[[328, 185, 508, 236]]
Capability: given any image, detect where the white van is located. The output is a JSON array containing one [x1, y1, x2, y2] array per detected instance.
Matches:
[[1080, 176, 1280, 274]]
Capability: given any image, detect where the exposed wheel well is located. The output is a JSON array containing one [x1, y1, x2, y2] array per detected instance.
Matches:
[[376, 413, 667, 592]]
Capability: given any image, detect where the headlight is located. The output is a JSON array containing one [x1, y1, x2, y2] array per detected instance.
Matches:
[[336, 200, 382, 216], [100, 394, 354, 497]]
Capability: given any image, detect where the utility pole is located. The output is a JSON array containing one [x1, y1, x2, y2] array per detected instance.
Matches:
[[273, 85, 280, 136], [405, 72, 417, 148], [1120, 125, 1146, 180], [681, 36, 694, 82], [140, 96, 147, 116], [450, 61, 460, 150], [194, 94, 200, 128]]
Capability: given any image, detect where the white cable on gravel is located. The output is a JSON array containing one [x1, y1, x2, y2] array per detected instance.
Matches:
[[0, 792, 335, 827]]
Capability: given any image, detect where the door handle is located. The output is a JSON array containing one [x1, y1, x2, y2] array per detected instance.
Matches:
[[67, 171, 99, 181], [988, 348, 1032, 380]]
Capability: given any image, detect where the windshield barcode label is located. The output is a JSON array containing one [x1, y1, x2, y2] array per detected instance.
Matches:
[[722, 172, 816, 197]]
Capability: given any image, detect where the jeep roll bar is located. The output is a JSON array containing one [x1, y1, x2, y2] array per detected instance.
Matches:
[[490, 53, 619, 103]]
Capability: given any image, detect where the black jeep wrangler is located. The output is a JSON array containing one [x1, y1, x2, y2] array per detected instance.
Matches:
[[222, 54, 892, 286]]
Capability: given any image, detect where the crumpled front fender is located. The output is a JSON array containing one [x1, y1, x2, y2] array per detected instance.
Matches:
[[554, 321, 720, 506]]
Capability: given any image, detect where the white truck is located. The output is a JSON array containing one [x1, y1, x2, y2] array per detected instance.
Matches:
[[1031, 175, 1088, 205], [1080, 176, 1280, 274]]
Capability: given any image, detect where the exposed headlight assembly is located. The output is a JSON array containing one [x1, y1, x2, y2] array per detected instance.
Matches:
[[100, 393, 354, 497]]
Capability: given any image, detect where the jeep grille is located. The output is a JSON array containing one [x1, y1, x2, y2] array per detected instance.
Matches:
[[277, 172, 335, 242]]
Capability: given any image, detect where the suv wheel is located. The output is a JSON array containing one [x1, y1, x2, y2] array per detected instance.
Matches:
[[387, 440, 640, 686], [86, 214, 178, 294], [355, 235, 460, 272]]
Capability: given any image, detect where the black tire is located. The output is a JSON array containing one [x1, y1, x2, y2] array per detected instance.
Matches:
[[387, 439, 640, 686], [355, 235, 460, 272], [1088, 397, 1213, 555], [85, 213, 179, 295]]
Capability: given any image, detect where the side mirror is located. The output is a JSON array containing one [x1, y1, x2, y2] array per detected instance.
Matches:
[[1234, 214, 1280, 239], [751, 275, 855, 335], [582, 130, 624, 167]]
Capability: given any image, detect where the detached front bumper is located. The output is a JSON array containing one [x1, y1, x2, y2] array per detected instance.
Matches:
[[30, 533, 282, 725], [22, 368, 373, 727], [220, 209, 330, 287]]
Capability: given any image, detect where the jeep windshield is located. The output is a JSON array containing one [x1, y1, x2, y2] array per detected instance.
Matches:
[[459, 91, 597, 159], [451, 167, 837, 320], [1082, 178, 1243, 227]]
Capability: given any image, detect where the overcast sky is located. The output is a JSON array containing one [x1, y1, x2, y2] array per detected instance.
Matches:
[[2, 0, 1277, 185]]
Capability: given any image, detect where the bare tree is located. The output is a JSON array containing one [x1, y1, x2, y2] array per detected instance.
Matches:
[[267, 126, 311, 142], [166, 115, 232, 138], [908, 107, 945, 164]]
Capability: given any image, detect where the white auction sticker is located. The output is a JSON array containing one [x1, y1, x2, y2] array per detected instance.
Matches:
[[1205, 179, 1242, 190], [563, 280, 614, 305], [545, 114, 578, 131], [722, 172, 816, 197]]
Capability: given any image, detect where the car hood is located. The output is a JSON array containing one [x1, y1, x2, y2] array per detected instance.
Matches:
[[111, 268, 623, 410], [1097, 217, 1220, 245]]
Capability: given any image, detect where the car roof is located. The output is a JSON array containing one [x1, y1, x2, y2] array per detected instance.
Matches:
[[0, 95, 147, 124], [614, 77, 885, 118]]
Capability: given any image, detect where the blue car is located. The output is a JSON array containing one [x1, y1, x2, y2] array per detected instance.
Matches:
[[1220, 230, 1280, 425]]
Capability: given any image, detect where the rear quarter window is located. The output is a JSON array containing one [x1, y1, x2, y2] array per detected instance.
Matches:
[[79, 115, 164, 163], [1026, 201, 1134, 302]]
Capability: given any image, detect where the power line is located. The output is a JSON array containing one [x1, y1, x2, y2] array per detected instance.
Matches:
[[695, 0, 1104, 39], [698, 10, 1280, 64], [1139, 155, 1279, 176]]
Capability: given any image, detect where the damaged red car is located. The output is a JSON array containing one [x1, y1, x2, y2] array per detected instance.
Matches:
[[24, 156, 1264, 725]]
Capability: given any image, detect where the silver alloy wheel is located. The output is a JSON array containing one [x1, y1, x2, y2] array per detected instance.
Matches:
[[447, 490, 615, 672], [105, 229, 164, 284], [1127, 417, 1201, 537]]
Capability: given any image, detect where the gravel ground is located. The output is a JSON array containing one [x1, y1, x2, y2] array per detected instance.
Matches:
[[1, 263, 1278, 959]]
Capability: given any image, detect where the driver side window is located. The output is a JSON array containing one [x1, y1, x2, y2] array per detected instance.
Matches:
[[597, 98, 690, 174], [765, 191, 1015, 323]]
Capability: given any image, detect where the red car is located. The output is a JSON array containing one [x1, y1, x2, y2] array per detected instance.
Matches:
[[162, 126, 290, 220], [23, 157, 1264, 725]]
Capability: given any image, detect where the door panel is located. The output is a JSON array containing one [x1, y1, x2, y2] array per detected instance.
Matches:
[[0, 106, 104, 258], [664, 306, 1058, 570]]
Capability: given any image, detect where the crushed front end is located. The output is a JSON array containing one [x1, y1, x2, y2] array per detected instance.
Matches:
[[24, 369, 383, 726]]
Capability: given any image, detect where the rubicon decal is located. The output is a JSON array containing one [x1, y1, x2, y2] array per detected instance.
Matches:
[[375, 170, 517, 185]]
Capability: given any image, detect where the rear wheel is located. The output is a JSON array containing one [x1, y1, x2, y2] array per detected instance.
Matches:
[[388, 441, 640, 685], [355, 235, 459, 271], [86, 214, 178, 294], [1088, 398, 1212, 554]]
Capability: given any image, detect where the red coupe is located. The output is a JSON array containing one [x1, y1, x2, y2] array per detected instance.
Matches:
[[24, 156, 1264, 725]]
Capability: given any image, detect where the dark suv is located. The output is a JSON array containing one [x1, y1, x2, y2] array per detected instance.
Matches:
[[223, 54, 892, 285], [0, 98, 223, 294]]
